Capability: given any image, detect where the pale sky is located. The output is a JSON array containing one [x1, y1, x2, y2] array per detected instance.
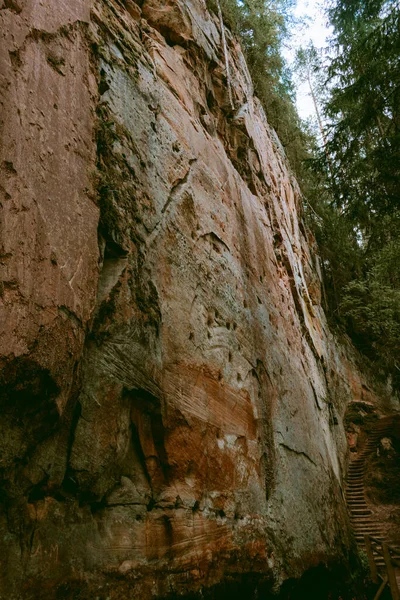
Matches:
[[283, 0, 332, 121]]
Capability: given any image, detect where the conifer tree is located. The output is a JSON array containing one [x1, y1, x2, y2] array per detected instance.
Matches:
[[318, 0, 400, 384]]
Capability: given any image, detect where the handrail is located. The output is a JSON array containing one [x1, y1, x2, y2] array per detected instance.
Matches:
[[374, 576, 388, 600], [392, 557, 400, 569], [370, 535, 384, 544], [369, 535, 400, 558], [369, 535, 385, 558], [364, 534, 400, 600]]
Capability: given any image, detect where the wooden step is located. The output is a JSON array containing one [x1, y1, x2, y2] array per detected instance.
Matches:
[[347, 485, 364, 488], [347, 481, 364, 490], [347, 496, 365, 500], [351, 519, 376, 524], [348, 497, 367, 501], [351, 511, 372, 517], [346, 495, 365, 504], [347, 482, 364, 485], [346, 422, 395, 553], [347, 481, 364, 485]]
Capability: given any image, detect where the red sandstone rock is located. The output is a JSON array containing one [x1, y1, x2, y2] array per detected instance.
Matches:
[[0, 0, 394, 598], [0, 0, 99, 413]]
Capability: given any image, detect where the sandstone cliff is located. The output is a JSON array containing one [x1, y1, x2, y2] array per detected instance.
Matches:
[[0, 0, 392, 598]]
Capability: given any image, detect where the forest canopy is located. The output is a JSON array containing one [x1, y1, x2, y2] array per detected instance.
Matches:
[[312, 0, 400, 386], [209, 0, 400, 388]]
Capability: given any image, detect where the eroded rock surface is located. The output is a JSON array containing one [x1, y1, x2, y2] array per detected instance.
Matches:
[[0, 0, 393, 598]]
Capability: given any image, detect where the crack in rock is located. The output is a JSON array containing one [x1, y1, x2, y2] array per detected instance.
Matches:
[[198, 231, 231, 254], [161, 158, 197, 214], [279, 442, 317, 467]]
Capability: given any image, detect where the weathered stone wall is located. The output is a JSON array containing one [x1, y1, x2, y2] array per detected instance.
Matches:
[[0, 0, 391, 598]]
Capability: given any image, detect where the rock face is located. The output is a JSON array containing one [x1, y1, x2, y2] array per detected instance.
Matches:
[[0, 0, 392, 598]]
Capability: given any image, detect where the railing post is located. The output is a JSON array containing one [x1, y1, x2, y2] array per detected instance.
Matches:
[[374, 576, 388, 600], [365, 534, 379, 584], [383, 542, 400, 600]]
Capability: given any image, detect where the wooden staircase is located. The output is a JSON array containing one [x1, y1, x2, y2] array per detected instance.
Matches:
[[345, 417, 400, 598]]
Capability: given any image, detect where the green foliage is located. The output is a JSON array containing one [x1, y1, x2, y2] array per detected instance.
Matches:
[[305, 185, 362, 316], [341, 254, 400, 370], [300, 0, 400, 387], [356, 550, 370, 579], [325, 0, 400, 225], [365, 420, 400, 504]]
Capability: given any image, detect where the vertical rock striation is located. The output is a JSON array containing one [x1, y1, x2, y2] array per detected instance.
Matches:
[[0, 0, 392, 597]]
